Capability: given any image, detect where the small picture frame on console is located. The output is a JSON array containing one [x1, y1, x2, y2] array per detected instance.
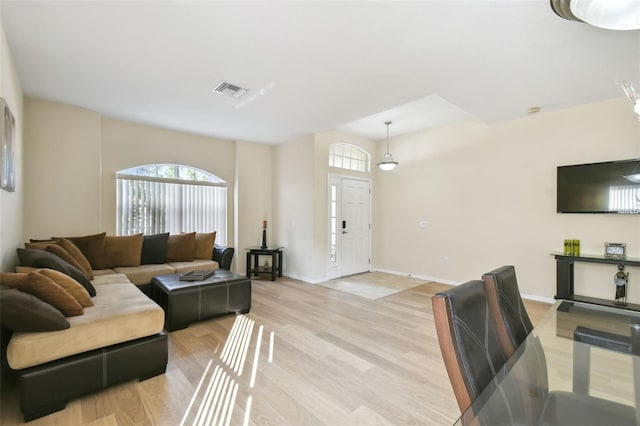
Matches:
[[604, 242, 626, 260]]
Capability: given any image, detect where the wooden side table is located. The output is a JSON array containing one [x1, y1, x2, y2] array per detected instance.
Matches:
[[246, 246, 283, 281]]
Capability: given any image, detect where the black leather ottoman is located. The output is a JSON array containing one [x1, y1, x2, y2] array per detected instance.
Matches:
[[151, 270, 251, 331]]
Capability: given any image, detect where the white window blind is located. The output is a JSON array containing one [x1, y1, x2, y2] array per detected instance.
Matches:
[[116, 164, 227, 243]]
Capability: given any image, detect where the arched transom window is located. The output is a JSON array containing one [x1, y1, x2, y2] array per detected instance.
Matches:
[[116, 164, 227, 243], [329, 143, 370, 173]]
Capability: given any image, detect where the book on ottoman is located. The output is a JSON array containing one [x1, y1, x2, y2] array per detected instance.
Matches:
[[179, 269, 215, 281]]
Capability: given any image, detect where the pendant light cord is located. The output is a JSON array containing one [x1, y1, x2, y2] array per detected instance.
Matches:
[[385, 120, 392, 154]]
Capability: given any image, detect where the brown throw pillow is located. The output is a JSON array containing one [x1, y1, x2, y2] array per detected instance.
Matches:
[[24, 241, 89, 280], [195, 232, 217, 259], [55, 238, 94, 279], [1, 272, 27, 287], [45, 245, 89, 277], [167, 232, 196, 262], [0, 288, 70, 332], [16, 248, 96, 297], [104, 234, 144, 268], [3, 271, 83, 317], [24, 242, 51, 250], [55, 232, 107, 270], [37, 269, 94, 308]]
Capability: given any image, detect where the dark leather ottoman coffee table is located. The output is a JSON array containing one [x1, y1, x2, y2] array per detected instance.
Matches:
[[151, 270, 251, 331]]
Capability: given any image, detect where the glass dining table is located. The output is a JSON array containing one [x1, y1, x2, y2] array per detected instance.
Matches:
[[454, 300, 640, 425]]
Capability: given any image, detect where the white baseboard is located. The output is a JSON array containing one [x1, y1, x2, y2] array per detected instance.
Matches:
[[372, 268, 555, 303], [283, 273, 328, 285], [372, 268, 461, 286]]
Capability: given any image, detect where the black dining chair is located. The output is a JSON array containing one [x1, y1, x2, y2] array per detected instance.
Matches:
[[480, 266, 636, 426], [431, 280, 511, 414], [482, 265, 533, 358]]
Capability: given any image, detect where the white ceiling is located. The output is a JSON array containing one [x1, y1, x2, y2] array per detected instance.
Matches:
[[2, 1, 639, 143]]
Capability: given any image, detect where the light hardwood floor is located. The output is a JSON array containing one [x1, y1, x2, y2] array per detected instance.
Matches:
[[0, 275, 550, 426]]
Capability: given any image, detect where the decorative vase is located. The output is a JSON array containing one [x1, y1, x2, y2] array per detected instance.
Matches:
[[260, 220, 268, 249], [261, 228, 267, 249]]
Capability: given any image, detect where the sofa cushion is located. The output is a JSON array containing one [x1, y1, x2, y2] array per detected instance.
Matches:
[[92, 268, 117, 276], [195, 232, 217, 260], [37, 269, 94, 307], [91, 273, 132, 286], [112, 264, 176, 286], [45, 245, 90, 278], [141, 233, 169, 264], [1, 272, 83, 317], [24, 241, 52, 250], [55, 238, 94, 280], [166, 232, 196, 262], [7, 279, 165, 370], [16, 248, 96, 297], [56, 232, 107, 270], [104, 234, 143, 268], [169, 259, 219, 274], [0, 288, 70, 332], [24, 242, 89, 280]]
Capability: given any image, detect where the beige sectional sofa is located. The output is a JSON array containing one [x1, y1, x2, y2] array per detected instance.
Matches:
[[105, 257, 219, 292], [7, 272, 164, 371], [0, 231, 235, 421]]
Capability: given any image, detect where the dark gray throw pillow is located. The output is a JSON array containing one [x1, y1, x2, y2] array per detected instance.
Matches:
[[0, 288, 70, 332], [141, 233, 169, 264], [17, 248, 96, 297]]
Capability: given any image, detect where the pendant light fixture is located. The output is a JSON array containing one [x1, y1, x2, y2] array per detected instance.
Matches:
[[378, 121, 398, 171]]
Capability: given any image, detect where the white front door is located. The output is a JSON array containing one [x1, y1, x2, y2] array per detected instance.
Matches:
[[328, 176, 371, 278]]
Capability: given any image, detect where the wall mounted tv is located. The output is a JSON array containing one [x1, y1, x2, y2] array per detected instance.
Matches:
[[557, 159, 640, 214]]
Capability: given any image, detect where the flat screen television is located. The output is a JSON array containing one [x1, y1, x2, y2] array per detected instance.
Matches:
[[557, 159, 640, 214]]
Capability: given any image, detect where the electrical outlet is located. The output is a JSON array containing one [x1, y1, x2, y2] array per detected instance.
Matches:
[[419, 221, 429, 229], [443, 256, 449, 264]]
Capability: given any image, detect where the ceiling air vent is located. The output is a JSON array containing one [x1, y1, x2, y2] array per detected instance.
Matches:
[[212, 81, 248, 98]]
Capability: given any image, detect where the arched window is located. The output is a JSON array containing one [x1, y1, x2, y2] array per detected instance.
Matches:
[[116, 164, 227, 243], [329, 143, 370, 173]]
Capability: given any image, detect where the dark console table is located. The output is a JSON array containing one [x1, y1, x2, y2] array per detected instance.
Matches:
[[553, 253, 640, 312], [246, 246, 283, 281]]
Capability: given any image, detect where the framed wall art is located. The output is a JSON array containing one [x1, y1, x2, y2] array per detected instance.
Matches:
[[1, 97, 15, 192]]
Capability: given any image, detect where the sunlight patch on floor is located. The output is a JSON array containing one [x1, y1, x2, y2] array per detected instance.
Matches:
[[180, 315, 274, 426]]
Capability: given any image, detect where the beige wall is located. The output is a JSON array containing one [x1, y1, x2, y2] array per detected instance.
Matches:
[[16, 91, 640, 304], [273, 131, 376, 283], [100, 117, 235, 243], [373, 98, 640, 302], [0, 21, 23, 271], [234, 140, 272, 274], [23, 99, 237, 257], [24, 99, 102, 238], [273, 135, 315, 281]]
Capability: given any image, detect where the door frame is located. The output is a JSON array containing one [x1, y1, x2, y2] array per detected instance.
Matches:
[[327, 174, 372, 279]]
